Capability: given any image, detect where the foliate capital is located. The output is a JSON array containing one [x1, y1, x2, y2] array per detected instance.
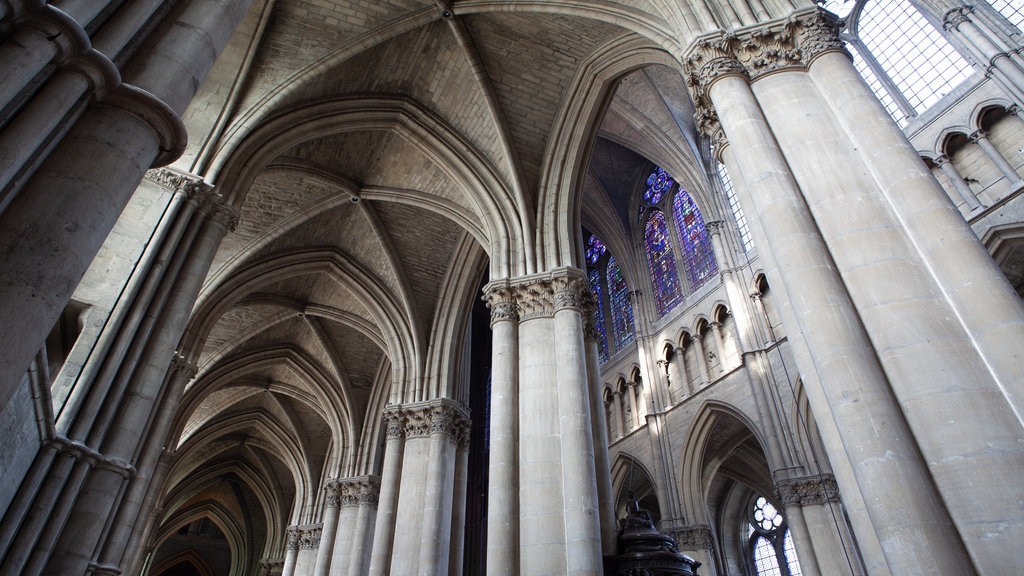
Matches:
[[483, 285, 519, 325], [385, 399, 471, 444], [169, 352, 199, 380], [145, 168, 213, 200], [943, 6, 973, 31], [775, 474, 841, 506], [795, 9, 848, 64], [672, 524, 714, 549]]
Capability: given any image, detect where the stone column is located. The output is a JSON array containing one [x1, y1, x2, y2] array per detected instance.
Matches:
[[42, 191, 237, 576], [330, 484, 359, 576], [347, 478, 379, 576], [671, 525, 714, 576], [312, 482, 341, 576], [625, 382, 641, 430], [583, 292, 617, 555], [416, 403, 466, 574], [551, 275, 603, 575], [707, 322, 726, 373], [482, 284, 520, 576], [803, 17, 1024, 573], [777, 475, 864, 576], [282, 527, 300, 576], [448, 429, 470, 576], [367, 410, 405, 576], [611, 391, 625, 438], [970, 129, 1023, 184], [513, 270, 602, 575], [941, 5, 1024, 104], [294, 526, 322, 576], [0, 0, 254, 411], [682, 19, 973, 574], [689, 333, 710, 388], [935, 154, 985, 210]]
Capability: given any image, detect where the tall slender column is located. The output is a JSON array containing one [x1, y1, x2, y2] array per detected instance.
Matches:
[[347, 478, 379, 576], [707, 322, 726, 373], [448, 433, 470, 576], [776, 475, 864, 576], [551, 275, 603, 575], [803, 19, 1024, 573], [970, 129, 1023, 184], [683, 21, 973, 574], [583, 290, 617, 556], [281, 528, 300, 576], [611, 391, 625, 439], [689, 334, 710, 388], [671, 525, 714, 576], [942, 6, 1024, 104], [935, 155, 985, 210], [367, 410, 405, 576], [312, 482, 341, 576], [482, 284, 520, 576], [43, 192, 237, 575], [417, 403, 467, 574]]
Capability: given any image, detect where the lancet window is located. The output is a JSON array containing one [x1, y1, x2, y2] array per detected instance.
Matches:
[[639, 166, 718, 318], [585, 233, 636, 363]]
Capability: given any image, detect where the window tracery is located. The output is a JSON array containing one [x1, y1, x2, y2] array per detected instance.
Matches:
[[748, 496, 802, 576]]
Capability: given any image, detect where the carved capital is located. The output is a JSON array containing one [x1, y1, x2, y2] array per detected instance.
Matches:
[[672, 524, 714, 550], [323, 480, 341, 507], [258, 559, 284, 576], [383, 408, 406, 439], [705, 220, 725, 236], [943, 6, 972, 31], [515, 280, 555, 320], [776, 474, 841, 506], [483, 285, 519, 325], [969, 129, 989, 143], [199, 196, 240, 232], [145, 168, 212, 200], [736, 24, 803, 78], [285, 526, 301, 550], [169, 353, 199, 380], [298, 526, 321, 550], [551, 276, 587, 313], [796, 10, 848, 64]]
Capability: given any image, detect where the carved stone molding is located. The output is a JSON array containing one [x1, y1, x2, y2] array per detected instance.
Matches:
[[385, 399, 471, 445], [258, 559, 284, 576], [483, 285, 519, 325], [796, 9, 847, 64], [383, 408, 406, 439], [672, 524, 714, 550], [705, 220, 725, 236], [145, 168, 213, 199], [776, 474, 841, 506], [334, 476, 380, 507], [483, 268, 589, 321], [323, 480, 341, 508], [285, 526, 300, 550], [297, 525, 322, 550]]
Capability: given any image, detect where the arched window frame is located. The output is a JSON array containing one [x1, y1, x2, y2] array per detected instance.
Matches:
[[585, 233, 636, 362], [746, 495, 802, 576], [638, 167, 719, 318]]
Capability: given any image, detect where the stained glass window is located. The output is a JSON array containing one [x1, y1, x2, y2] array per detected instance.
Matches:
[[589, 269, 610, 364], [672, 191, 718, 292], [749, 495, 802, 576], [586, 234, 607, 264], [607, 256, 636, 349], [644, 211, 685, 316], [643, 167, 674, 205]]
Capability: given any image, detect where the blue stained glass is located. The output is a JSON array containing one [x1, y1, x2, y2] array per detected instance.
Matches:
[[673, 191, 718, 291], [586, 234, 607, 265], [643, 167, 674, 205], [588, 269, 610, 363], [644, 211, 684, 316], [607, 256, 636, 349]]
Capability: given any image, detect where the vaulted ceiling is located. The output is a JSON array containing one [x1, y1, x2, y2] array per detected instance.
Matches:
[[156, 0, 714, 558]]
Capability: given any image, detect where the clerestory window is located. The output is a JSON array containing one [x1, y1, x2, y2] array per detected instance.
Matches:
[[820, 0, 974, 126], [586, 234, 636, 363]]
